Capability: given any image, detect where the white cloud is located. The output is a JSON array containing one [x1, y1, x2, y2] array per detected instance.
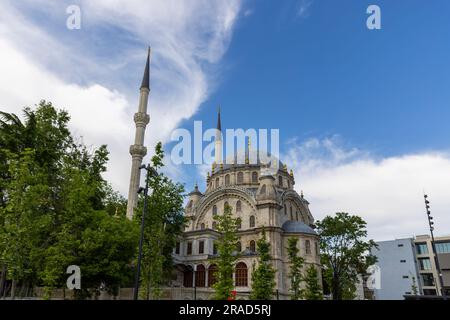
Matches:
[[284, 137, 450, 241], [0, 0, 243, 194]]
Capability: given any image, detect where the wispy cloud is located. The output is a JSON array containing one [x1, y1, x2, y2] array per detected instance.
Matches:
[[296, 0, 313, 19], [283, 137, 450, 241], [0, 0, 243, 194]]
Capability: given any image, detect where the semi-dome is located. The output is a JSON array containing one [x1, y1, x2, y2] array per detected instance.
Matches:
[[282, 221, 317, 235]]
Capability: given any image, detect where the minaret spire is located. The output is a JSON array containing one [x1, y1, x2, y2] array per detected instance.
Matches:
[[215, 106, 223, 165], [126, 48, 151, 220], [140, 47, 151, 89]]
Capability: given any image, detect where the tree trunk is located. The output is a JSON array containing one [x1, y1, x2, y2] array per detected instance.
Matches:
[[11, 280, 17, 299], [332, 274, 340, 300], [0, 265, 6, 297]]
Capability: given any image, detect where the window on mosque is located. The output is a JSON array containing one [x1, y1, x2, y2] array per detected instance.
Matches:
[[249, 215, 255, 228], [236, 200, 242, 212], [208, 265, 218, 287], [195, 265, 206, 287], [305, 240, 311, 254], [235, 262, 248, 287], [252, 172, 258, 183], [250, 240, 256, 252]]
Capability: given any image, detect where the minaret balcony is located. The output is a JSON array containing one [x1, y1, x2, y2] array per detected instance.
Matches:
[[134, 112, 150, 126], [129, 144, 147, 157]]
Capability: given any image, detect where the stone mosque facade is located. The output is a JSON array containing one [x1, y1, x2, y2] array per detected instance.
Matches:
[[170, 112, 321, 300], [127, 50, 321, 300]]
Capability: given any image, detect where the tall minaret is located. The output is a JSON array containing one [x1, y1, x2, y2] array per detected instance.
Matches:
[[214, 107, 223, 165], [126, 48, 151, 220]]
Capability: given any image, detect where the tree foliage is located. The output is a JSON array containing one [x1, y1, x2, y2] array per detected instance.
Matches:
[[250, 229, 276, 300], [316, 212, 377, 300], [212, 203, 240, 300], [134, 142, 185, 299], [287, 237, 304, 300], [303, 265, 323, 300], [0, 101, 139, 299]]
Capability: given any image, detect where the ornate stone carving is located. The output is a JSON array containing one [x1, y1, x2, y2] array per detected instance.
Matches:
[[134, 112, 150, 126], [129, 144, 147, 157]]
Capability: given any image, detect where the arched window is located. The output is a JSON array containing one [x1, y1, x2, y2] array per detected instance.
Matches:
[[290, 207, 293, 220], [237, 218, 242, 230], [249, 215, 255, 228], [260, 185, 266, 195], [212, 221, 217, 230], [183, 266, 193, 287], [236, 242, 242, 252], [237, 172, 244, 184], [208, 264, 218, 287], [215, 178, 220, 188], [278, 175, 283, 187], [195, 265, 206, 287], [224, 202, 229, 212], [250, 240, 256, 253], [187, 200, 193, 208], [235, 262, 248, 287], [252, 172, 258, 183], [213, 242, 218, 255], [287, 180, 291, 189], [200, 223, 205, 230], [236, 200, 242, 212], [225, 174, 230, 186], [284, 204, 287, 215], [305, 240, 311, 254], [212, 205, 217, 216]]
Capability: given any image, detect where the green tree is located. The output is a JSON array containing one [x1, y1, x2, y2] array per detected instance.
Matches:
[[303, 265, 323, 300], [212, 203, 240, 300], [135, 142, 185, 300], [0, 149, 51, 297], [0, 101, 72, 297], [0, 101, 140, 299], [40, 143, 138, 299], [287, 237, 304, 300], [250, 229, 276, 300], [316, 212, 377, 300]]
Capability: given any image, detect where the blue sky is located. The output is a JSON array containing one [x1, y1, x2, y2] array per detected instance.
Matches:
[[1, 0, 450, 240], [193, 0, 450, 156]]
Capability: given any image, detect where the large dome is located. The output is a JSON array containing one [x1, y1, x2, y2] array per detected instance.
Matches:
[[213, 149, 284, 174]]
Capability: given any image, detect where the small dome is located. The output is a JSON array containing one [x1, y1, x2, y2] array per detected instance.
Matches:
[[282, 221, 317, 235]]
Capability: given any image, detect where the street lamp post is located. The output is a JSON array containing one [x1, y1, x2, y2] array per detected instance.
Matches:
[[133, 164, 157, 300], [423, 194, 447, 299]]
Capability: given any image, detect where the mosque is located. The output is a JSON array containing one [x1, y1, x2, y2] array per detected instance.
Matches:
[[126, 49, 321, 300]]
